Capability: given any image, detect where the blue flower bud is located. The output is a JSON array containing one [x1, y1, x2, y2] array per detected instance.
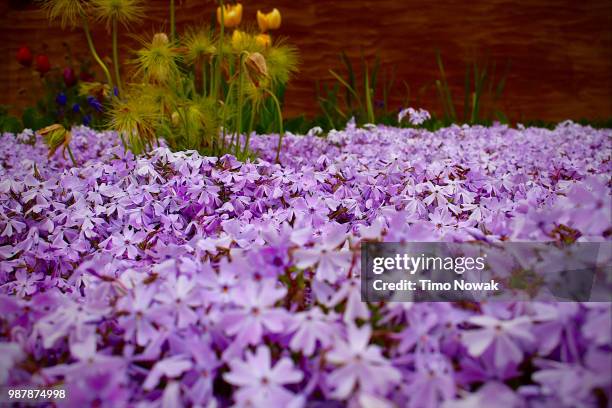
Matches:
[[56, 92, 67, 106]]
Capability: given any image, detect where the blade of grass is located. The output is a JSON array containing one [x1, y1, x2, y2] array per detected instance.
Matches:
[[463, 63, 471, 122], [435, 50, 456, 122], [329, 69, 364, 112], [340, 51, 356, 110], [364, 63, 375, 124]]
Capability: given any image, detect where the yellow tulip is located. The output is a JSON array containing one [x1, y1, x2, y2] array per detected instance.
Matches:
[[255, 33, 271, 48], [217, 3, 243, 28], [231, 30, 249, 49], [257, 8, 281, 32]]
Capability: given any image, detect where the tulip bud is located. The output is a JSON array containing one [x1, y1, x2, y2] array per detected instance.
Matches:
[[63, 67, 77, 87], [217, 3, 243, 28], [255, 33, 272, 48], [257, 8, 281, 32], [16, 46, 33, 67], [35, 55, 51, 75], [171, 111, 180, 126], [152, 32, 170, 46], [231, 30, 249, 49], [38, 124, 72, 157]]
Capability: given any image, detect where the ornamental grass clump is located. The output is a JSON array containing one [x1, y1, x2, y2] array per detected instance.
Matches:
[[109, 2, 298, 160]]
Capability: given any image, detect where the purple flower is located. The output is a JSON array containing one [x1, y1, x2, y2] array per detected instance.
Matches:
[[398, 107, 431, 125], [56, 92, 67, 106], [461, 315, 534, 370], [87, 96, 103, 112], [221, 279, 288, 358], [224, 345, 304, 406], [288, 307, 339, 356], [293, 223, 352, 283], [326, 324, 401, 399]]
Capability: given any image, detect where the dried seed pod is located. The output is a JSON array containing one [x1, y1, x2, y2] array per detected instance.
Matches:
[[245, 52, 268, 87], [38, 124, 72, 157]]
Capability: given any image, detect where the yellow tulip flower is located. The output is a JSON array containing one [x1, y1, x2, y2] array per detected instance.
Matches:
[[217, 3, 243, 28], [231, 30, 249, 49], [255, 33, 272, 48], [257, 8, 281, 32]]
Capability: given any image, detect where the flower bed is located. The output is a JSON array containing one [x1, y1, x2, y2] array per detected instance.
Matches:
[[0, 123, 611, 407]]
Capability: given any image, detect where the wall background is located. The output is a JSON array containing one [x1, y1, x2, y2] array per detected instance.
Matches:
[[1, 0, 611, 122]]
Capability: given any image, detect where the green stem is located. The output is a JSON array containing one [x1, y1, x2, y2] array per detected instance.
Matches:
[[214, 0, 225, 101], [112, 18, 122, 95], [242, 104, 257, 159], [221, 81, 236, 153], [170, 0, 176, 42], [66, 145, 77, 167], [235, 55, 245, 156], [364, 63, 375, 124], [264, 89, 284, 163], [81, 14, 113, 89], [119, 133, 128, 152], [201, 57, 207, 96]]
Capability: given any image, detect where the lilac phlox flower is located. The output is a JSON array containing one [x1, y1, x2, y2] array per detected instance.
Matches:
[[35, 298, 105, 349], [143, 355, 193, 390], [7, 269, 43, 297], [328, 278, 370, 323], [292, 195, 338, 228], [442, 382, 523, 408], [402, 353, 456, 408], [421, 181, 453, 207], [326, 324, 401, 399], [102, 226, 147, 259], [531, 359, 603, 407], [461, 315, 534, 370], [117, 285, 162, 347], [288, 307, 339, 356], [0, 213, 26, 238], [293, 223, 352, 283], [395, 309, 439, 353], [530, 302, 580, 358], [398, 107, 431, 125], [582, 303, 612, 346], [0, 343, 24, 383], [224, 345, 304, 407], [153, 264, 201, 329], [221, 279, 287, 358]]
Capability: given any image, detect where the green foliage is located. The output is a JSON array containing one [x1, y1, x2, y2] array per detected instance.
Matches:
[[316, 51, 402, 130], [323, 52, 392, 127], [110, 23, 298, 159], [435, 51, 510, 126], [0, 107, 22, 134], [22, 107, 54, 131]]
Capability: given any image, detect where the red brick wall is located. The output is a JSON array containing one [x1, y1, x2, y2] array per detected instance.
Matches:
[[1, 0, 611, 122]]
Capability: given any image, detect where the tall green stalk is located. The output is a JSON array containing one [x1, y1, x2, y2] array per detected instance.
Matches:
[[213, 0, 225, 101], [235, 54, 246, 156], [263, 89, 284, 163], [66, 145, 78, 167], [81, 14, 113, 89], [112, 18, 123, 95], [364, 64, 375, 124], [241, 105, 257, 159]]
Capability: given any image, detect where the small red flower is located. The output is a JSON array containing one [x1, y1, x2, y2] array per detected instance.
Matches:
[[63, 67, 77, 87], [16, 46, 33, 67], [35, 55, 51, 75]]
